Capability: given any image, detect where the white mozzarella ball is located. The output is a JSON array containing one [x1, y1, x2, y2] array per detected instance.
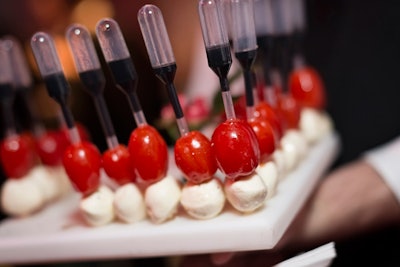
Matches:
[[180, 178, 225, 220], [256, 161, 279, 199], [1, 177, 45, 217], [80, 185, 115, 227], [144, 175, 181, 224], [224, 173, 267, 213], [114, 183, 146, 223]]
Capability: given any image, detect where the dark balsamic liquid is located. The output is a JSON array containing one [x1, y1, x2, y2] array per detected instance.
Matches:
[[108, 58, 142, 113], [235, 50, 257, 108], [93, 95, 115, 139], [79, 68, 106, 96], [43, 72, 74, 128], [153, 64, 183, 119], [43, 72, 70, 105], [235, 50, 257, 70], [153, 64, 177, 85], [79, 69, 115, 138], [108, 58, 138, 94], [206, 44, 232, 87], [0, 83, 14, 100], [256, 35, 273, 85], [271, 35, 292, 92], [0, 83, 16, 132]]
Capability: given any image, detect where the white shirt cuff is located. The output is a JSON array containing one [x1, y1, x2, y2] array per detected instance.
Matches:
[[364, 136, 400, 204]]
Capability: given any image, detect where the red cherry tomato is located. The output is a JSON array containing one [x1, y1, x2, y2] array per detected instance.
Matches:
[[102, 144, 136, 185], [174, 131, 217, 184], [254, 101, 284, 139], [0, 133, 37, 178], [289, 67, 326, 109], [128, 124, 168, 184], [248, 118, 277, 164], [35, 130, 69, 166], [211, 119, 260, 180], [62, 141, 101, 196], [277, 93, 301, 130]]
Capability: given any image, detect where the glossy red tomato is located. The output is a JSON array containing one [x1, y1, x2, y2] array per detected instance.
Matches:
[[62, 141, 101, 196], [174, 131, 217, 184], [289, 67, 326, 110], [36, 130, 69, 166], [102, 144, 136, 185], [211, 119, 260, 180], [0, 133, 37, 178], [254, 101, 284, 139], [128, 124, 168, 184], [277, 93, 301, 130], [248, 118, 277, 164]]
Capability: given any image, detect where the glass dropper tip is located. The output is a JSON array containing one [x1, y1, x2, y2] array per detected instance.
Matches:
[[30, 32, 63, 77], [95, 18, 130, 62], [138, 4, 175, 68], [95, 18, 146, 127], [231, 0, 258, 53], [31, 31, 78, 139], [67, 24, 119, 149], [254, 0, 274, 36], [0, 41, 13, 85], [198, 0, 229, 48], [2, 36, 32, 89], [138, 4, 189, 135], [66, 24, 101, 73]]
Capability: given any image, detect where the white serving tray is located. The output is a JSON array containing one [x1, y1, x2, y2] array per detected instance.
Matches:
[[0, 132, 339, 264]]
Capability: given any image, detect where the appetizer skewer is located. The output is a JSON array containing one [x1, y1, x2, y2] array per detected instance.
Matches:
[[0, 41, 37, 179], [229, 0, 279, 197], [96, 18, 180, 223], [198, 0, 266, 212], [66, 24, 145, 224], [30, 32, 112, 227], [138, 4, 225, 219]]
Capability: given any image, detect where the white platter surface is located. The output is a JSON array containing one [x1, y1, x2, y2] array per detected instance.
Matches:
[[0, 132, 339, 264]]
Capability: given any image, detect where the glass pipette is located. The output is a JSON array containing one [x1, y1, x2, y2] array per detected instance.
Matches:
[[138, 4, 189, 136], [95, 18, 146, 127], [230, 0, 258, 120], [0, 40, 17, 137], [66, 24, 118, 149], [3, 36, 45, 137], [30, 32, 80, 144], [198, 0, 235, 120]]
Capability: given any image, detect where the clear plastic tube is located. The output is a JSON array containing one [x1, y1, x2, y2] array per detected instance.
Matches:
[[3, 36, 46, 137], [221, 91, 236, 120], [0, 41, 14, 85], [30, 32, 64, 77], [220, 0, 233, 39], [231, 0, 258, 53], [254, 0, 275, 36], [66, 24, 101, 72], [133, 110, 147, 127], [138, 4, 175, 68], [176, 117, 189, 137], [0, 41, 16, 136], [198, 0, 229, 48], [291, 0, 306, 32], [2, 36, 32, 88], [68, 126, 81, 145], [270, 0, 294, 35], [95, 18, 130, 62]]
